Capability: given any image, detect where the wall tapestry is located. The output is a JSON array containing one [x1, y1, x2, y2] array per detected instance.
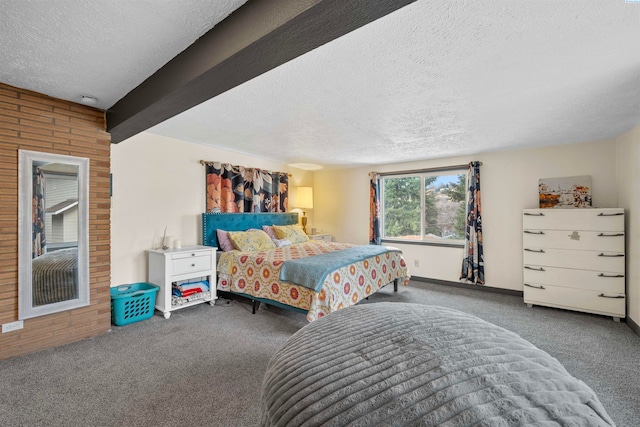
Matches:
[[539, 175, 592, 209], [205, 162, 288, 213]]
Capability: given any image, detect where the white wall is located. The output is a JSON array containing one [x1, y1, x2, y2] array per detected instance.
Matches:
[[110, 131, 635, 321], [314, 139, 619, 291], [616, 125, 640, 326], [110, 132, 305, 287]]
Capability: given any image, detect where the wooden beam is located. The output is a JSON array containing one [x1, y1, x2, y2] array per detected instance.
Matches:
[[106, 0, 416, 143]]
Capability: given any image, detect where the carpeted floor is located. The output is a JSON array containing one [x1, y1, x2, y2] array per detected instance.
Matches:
[[0, 280, 638, 426]]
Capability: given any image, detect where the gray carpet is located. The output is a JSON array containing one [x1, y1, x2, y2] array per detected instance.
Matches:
[[0, 280, 638, 426]]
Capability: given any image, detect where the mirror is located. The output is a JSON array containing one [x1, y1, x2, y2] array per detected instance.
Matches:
[[18, 150, 89, 320]]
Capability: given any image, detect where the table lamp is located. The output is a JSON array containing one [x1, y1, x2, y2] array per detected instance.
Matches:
[[296, 187, 313, 234]]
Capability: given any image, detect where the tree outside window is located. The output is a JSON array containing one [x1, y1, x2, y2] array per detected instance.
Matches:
[[381, 171, 466, 244]]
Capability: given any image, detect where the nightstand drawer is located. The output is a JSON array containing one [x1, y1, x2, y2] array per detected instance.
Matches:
[[309, 234, 331, 242], [172, 254, 211, 276]]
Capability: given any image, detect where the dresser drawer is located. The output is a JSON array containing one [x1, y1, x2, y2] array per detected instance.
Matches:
[[523, 230, 624, 252], [524, 284, 625, 317], [523, 248, 624, 272], [523, 265, 624, 293], [523, 208, 624, 231], [172, 254, 212, 276]]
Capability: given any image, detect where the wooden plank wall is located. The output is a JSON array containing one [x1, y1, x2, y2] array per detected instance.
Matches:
[[0, 83, 111, 360]]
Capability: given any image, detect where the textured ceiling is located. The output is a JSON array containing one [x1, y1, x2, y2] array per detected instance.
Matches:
[[149, 0, 640, 168], [0, 0, 248, 109], [1, 1, 639, 169]]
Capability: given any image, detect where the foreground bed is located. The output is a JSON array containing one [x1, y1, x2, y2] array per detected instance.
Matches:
[[261, 303, 614, 426], [202, 213, 409, 321]]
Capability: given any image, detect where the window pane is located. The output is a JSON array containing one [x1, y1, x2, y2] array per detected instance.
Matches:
[[380, 170, 467, 244], [425, 173, 466, 241], [383, 176, 421, 239]]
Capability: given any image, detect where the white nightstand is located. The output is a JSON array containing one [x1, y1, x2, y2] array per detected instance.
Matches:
[[308, 233, 331, 242], [147, 245, 217, 319]]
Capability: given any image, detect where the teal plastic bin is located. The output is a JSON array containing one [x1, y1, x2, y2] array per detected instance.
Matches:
[[110, 283, 159, 326]]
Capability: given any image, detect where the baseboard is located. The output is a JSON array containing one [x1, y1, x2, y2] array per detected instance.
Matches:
[[411, 276, 524, 297], [627, 316, 640, 337]]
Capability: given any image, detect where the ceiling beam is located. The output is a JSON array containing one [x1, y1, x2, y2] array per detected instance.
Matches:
[[106, 0, 416, 143]]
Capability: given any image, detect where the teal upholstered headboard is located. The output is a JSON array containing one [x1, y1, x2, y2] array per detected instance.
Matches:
[[202, 212, 299, 248]]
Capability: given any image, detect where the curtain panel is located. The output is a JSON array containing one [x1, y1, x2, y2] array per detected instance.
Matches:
[[460, 161, 484, 284], [369, 173, 381, 245], [32, 167, 46, 257], [206, 162, 288, 213]]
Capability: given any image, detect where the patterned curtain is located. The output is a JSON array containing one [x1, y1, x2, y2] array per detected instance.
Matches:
[[32, 167, 46, 258], [205, 162, 288, 213], [460, 161, 484, 284], [369, 173, 381, 245]]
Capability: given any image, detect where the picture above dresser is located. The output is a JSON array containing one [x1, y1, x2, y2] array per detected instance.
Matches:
[[522, 208, 625, 321]]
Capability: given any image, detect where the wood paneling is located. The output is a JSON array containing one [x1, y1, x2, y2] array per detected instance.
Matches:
[[0, 83, 111, 360]]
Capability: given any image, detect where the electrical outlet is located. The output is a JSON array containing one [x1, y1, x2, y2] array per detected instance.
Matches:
[[414, 259, 419, 267], [2, 320, 24, 333]]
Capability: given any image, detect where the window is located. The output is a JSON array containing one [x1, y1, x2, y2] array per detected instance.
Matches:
[[380, 168, 467, 245]]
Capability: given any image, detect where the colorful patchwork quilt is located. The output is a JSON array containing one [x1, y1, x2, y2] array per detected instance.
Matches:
[[217, 241, 409, 321]]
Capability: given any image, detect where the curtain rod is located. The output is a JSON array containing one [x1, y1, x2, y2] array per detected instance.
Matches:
[[200, 160, 292, 177], [370, 162, 482, 177]]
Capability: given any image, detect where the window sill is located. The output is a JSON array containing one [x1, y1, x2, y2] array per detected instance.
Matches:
[[381, 239, 464, 248]]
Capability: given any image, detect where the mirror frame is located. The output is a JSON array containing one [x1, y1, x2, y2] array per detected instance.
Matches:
[[18, 150, 90, 320]]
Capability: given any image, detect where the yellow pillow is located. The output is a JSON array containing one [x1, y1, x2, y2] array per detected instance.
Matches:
[[228, 229, 277, 252], [272, 224, 309, 244]]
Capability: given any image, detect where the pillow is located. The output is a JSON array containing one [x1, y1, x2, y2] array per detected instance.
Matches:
[[216, 229, 235, 252], [273, 239, 292, 248], [228, 229, 277, 252], [262, 225, 278, 240], [272, 224, 309, 244]]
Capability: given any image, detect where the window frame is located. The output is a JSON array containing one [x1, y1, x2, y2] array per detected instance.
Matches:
[[379, 165, 468, 248]]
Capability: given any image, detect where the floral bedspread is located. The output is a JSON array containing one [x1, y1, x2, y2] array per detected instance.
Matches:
[[217, 241, 409, 321]]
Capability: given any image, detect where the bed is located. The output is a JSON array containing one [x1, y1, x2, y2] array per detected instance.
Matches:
[[261, 302, 615, 426], [31, 247, 78, 306], [202, 213, 410, 321]]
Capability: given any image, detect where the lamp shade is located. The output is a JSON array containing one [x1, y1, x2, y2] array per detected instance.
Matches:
[[296, 187, 314, 209]]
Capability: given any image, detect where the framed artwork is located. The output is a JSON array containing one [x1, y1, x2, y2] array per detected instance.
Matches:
[[539, 175, 592, 208]]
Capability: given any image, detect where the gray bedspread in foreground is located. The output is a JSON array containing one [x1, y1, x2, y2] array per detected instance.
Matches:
[[261, 302, 614, 426], [32, 248, 78, 306]]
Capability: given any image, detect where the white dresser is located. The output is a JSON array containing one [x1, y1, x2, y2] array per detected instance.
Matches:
[[522, 208, 625, 321], [148, 245, 217, 319]]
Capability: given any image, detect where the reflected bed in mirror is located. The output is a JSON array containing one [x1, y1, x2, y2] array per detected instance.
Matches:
[[18, 150, 89, 320]]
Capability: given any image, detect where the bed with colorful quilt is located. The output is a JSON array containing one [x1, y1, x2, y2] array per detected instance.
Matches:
[[202, 213, 410, 321]]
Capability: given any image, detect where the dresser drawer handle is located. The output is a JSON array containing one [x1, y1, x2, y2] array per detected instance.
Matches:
[[524, 212, 545, 216], [524, 248, 545, 253], [598, 273, 624, 278], [598, 253, 624, 257], [524, 283, 545, 290], [191, 264, 195, 267], [598, 293, 624, 299], [524, 230, 545, 235], [597, 212, 623, 216], [597, 233, 624, 237], [524, 266, 545, 271], [191, 253, 196, 256]]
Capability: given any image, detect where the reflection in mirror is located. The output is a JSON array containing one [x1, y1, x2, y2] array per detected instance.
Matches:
[[18, 150, 89, 320]]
